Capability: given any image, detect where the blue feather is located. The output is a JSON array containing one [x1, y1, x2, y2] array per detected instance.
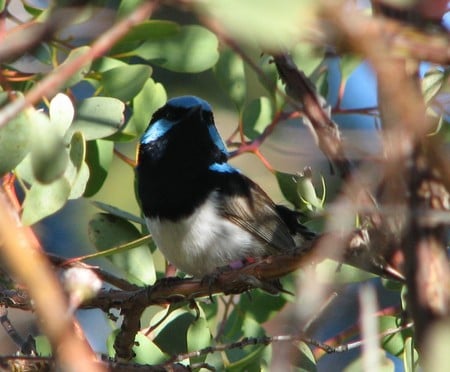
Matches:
[[209, 162, 238, 174], [168, 96, 212, 111], [141, 118, 174, 144], [208, 125, 228, 156]]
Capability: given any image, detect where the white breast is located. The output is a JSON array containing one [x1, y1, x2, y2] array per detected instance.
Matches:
[[145, 191, 266, 277]]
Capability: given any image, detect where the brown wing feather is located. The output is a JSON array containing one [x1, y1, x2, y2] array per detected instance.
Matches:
[[217, 178, 297, 254]]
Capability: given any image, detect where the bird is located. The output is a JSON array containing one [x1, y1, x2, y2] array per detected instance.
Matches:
[[136, 96, 315, 278]]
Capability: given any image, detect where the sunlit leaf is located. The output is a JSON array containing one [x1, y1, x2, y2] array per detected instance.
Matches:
[[118, 78, 167, 140], [422, 68, 448, 103], [132, 25, 219, 73], [242, 96, 273, 139], [379, 316, 413, 356], [296, 342, 317, 372], [21, 177, 71, 225], [114, 20, 179, 43], [49, 93, 74, 137], [101, 64, 152, 102], [291, 42, 324, 78], [403, 337, 419, 372], [57, 46, 92, 88], [200, 0, 316, 50], [88, 213, 155, 284], [34, 335, 52, 357]]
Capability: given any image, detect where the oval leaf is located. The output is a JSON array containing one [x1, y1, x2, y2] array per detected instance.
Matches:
[[88, 213, 155, 284], [31, 110, 68, 184], [69, 97, 125, 140], [57, 46, 92, 88], [118, 78, 167, 140], [133, 25, 219, 73], [201, 0, 315, 50], [101, 64, 152, 102], [21, 178, 71, 226], [49, 93, 74, 136], [214, 49, 246, 109], [0, 95, 33, 177], [242, 97, 273, 139], [84, 139, 114, 197]]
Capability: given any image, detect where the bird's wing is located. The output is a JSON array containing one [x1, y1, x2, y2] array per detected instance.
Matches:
[[216, 176, 298, 253]]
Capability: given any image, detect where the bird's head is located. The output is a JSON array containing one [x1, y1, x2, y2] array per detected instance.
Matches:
[[139, 96, 228, 166]]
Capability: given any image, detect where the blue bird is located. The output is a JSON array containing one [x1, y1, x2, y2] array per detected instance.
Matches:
[[136, 96, 314, 277]]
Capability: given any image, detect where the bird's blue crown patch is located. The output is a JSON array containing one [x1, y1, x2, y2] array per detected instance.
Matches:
[[168, 96, 212, 111], [209, 162, 238, 174]]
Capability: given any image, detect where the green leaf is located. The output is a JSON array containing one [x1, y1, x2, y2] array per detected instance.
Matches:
[[222, 311, 267, 369], [296, 169, 324, 211], [132, 25, 219, 73], [92, 200, 144, 224], [69, 97, 125, 140], [403, 337, 418, 372], [101, 64, 152, 102], [422, 68, 447, 103], [88, 213, 155, 284], [21, 177, 71, 225], [153, 308, 196, 355], [23, 0, 45, 17], [276, 171, 302, 209], [107, 329, 168, 364], [379, 316, 413, 356], [133, 333, 168, 365], [31, 110, 68, 184], [214, 49, 246, 109], [49, 93, 74, 137], [84, 140, 114, 197], [34, 335, 52, 357], [296, 342, 317, 372], [187, 317, 211, 364], [21, 131, 89, 224], [200, 0, 316, 50], [0, 95, 33, 177], [118, 78, 167, 140], [65, 131, 89, 199], [242, 96, 273, 139], [117, 0, 151, 18], [291, 42, 324, 78], [238, 290, 287, 324], [56, 46, 92, 88], [114, 20, 179, 44]]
